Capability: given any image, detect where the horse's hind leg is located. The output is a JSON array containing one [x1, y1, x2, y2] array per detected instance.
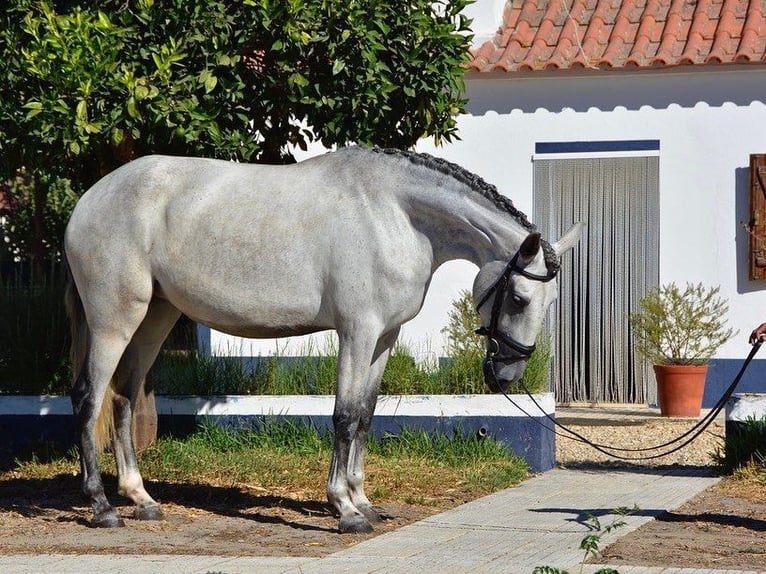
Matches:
[[68, 258, 155, 528], [72, 324, 147, 528], [112, 298, 181, 521]]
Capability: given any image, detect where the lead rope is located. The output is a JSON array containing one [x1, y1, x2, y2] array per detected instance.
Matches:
[[494, 342, 761, 461]]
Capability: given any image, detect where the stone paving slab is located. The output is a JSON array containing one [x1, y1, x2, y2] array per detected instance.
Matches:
[[292, 466, 724, 573]]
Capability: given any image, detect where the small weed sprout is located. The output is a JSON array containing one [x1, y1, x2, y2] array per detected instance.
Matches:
[[533, 505, 638, 574]]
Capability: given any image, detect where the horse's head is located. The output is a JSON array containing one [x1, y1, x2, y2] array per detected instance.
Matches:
[[473, 223, 583, 392]]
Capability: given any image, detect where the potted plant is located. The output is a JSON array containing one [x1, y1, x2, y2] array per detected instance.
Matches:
[[630, 282, 736, 417]]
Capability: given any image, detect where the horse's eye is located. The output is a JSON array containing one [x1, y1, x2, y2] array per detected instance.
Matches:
[[511, 294, 527, 307]]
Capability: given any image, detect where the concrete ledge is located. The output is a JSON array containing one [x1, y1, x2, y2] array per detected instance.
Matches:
[[0, 393, 556, 472], [725, 392, 766, 437]]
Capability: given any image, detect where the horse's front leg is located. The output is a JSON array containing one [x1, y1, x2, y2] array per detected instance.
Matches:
[[328, 405, 371, 533], [347, 328, 399, 525], [328, 327, 398, 533]]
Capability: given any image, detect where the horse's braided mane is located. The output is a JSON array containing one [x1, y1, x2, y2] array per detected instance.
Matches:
[[367, 147, 560, 274]]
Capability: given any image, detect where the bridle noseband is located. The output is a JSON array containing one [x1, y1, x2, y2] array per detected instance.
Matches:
[[475, 251, 557, 384]]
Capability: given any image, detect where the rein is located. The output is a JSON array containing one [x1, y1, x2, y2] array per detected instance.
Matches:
[[492, 340, 762, 461], [476, 249, 762, 461]]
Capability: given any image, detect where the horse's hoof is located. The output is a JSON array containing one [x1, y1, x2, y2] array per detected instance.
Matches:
[[135, 504, 164, 521], [339, 513, 374, 534], [359, 504, 382, 524], [91, 513, 125, 528]]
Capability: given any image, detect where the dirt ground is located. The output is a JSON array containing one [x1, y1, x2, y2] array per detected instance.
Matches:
[[558, 409, 766, 571], [0, 474, 450, 557], [0, 413, 764, 571], [594, 479, 766, 570]]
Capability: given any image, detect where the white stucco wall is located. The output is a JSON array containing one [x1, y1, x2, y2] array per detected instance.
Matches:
[[207, 65, 766, 362], [420, 66, 766, 360]]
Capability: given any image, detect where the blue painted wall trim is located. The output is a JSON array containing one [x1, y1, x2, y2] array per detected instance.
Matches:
[[535, 139, 660, 154], [702, 358, 766, 408]]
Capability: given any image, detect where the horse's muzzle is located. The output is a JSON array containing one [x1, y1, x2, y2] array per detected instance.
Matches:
[[482, 356, 525, 393], [483, 357, 503, 392]]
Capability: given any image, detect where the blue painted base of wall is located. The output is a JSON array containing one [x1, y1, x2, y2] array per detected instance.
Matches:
[[702, 359, 766, 408], [0, 394, 557, 473]]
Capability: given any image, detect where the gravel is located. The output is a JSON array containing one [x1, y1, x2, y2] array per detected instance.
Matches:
[[554, 405, 725, 468]]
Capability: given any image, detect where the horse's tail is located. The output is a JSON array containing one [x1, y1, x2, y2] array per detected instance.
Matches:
[[65, 263, 115, 453]]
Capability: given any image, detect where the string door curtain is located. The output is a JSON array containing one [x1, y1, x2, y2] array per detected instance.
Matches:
[[534, 156, 659, 404]]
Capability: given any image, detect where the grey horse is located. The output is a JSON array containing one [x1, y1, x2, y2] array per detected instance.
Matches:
[[64, 146, 582, 533]]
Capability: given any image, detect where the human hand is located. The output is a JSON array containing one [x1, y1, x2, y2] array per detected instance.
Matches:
[[748, 322, 766, 345]]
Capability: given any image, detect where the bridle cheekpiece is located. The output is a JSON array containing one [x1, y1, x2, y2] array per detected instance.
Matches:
[[475, 250, 557, 389]]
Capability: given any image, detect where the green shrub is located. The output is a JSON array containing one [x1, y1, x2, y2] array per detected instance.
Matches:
[[630, 282, 736, 365], [150, 351, 256, 396], [440, 289, 551, 394], [713, 415, 766, 475], [1, 285, 551, 396]]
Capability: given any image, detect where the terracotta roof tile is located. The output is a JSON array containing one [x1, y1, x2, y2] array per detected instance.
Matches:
[[468, 0, 766, 73]]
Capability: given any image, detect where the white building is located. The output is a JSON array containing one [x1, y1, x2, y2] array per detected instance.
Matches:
[[203, 0, 766, 405]]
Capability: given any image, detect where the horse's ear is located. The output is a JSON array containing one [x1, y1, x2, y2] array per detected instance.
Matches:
[[552, 222, 585, 256], [518, 232, 541, 264]]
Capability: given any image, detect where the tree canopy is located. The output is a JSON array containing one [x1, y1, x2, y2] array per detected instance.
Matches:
[[1, 0, 472, 180], [0, 0, 472, 267]]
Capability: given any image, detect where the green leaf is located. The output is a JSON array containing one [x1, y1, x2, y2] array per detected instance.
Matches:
[[97, 11, 112, 30], [126, 96, 139, 119], [135, 84, 149, 100], [111, 127, 124, 146], [332, 59, 345, 75], [288, 73, 309, 88], [76, 100, 87, 122], [204, 74, 218, 93]]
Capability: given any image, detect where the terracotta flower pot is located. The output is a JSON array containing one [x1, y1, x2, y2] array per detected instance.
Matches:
[[653, 364, 708, 417]]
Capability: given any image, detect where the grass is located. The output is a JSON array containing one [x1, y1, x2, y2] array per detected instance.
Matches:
[[9, 420, 529, 504], [711, 414, 766, 504], [712, 415, 766, 475], [149, 335, 552, 397]]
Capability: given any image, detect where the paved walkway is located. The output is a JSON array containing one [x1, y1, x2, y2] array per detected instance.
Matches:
[[1, 406, 762, 573]]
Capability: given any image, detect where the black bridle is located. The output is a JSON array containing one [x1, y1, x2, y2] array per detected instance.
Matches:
[[475, 251, 557, 388]]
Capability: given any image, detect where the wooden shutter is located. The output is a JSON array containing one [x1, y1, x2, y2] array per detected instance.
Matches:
[[749, 154, 766, 280]]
